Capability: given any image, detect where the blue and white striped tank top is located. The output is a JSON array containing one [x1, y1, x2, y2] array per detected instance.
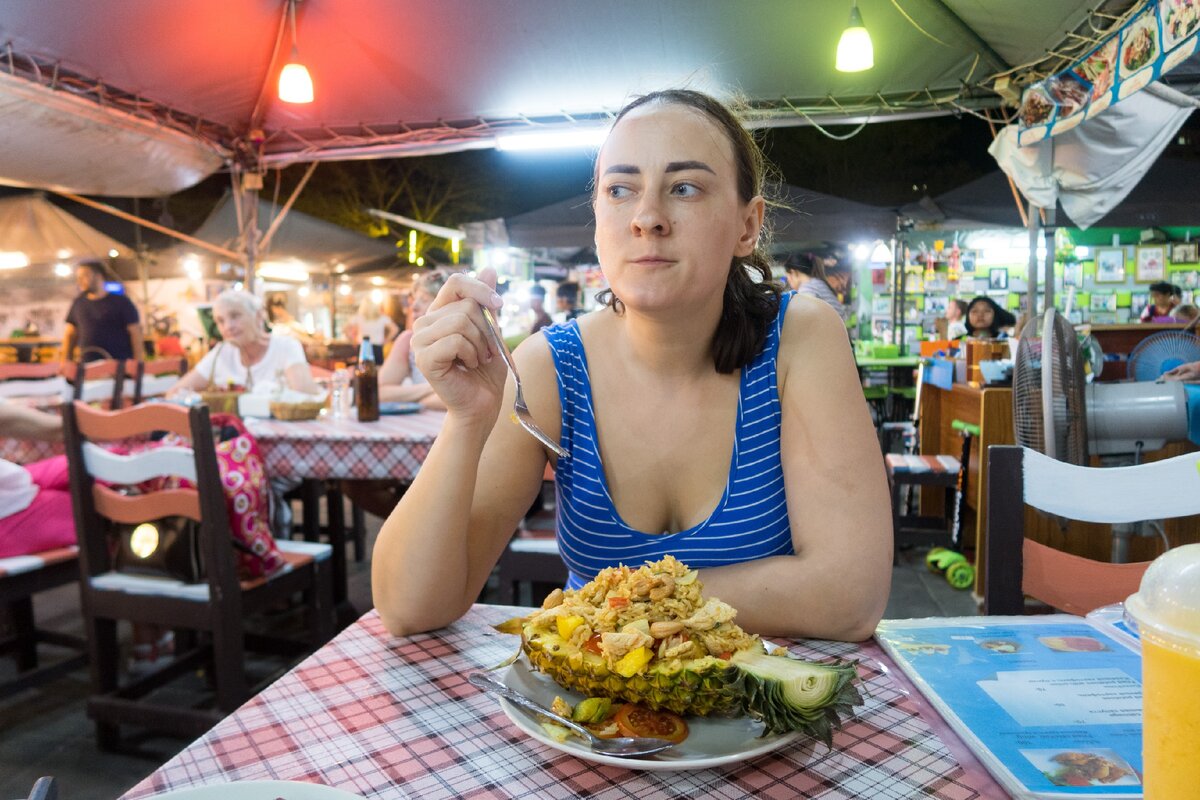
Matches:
[[543, 292, 795, 590]]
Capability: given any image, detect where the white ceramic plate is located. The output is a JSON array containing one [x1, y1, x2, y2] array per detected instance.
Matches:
[[498, 658, 801, 771], [149, 781, 362, 800]]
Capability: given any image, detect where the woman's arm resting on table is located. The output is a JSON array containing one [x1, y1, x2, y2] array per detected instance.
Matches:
[[284, 361, 321, 394], [372, 274, 551, 636], [697, 297, 892, 641], [0, 403, 63, 442]]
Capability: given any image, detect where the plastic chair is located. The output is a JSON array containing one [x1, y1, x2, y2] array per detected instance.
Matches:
[[63, 400, 335, 746], [984, 445, 1200, 615], [25, 777, 57, 800]]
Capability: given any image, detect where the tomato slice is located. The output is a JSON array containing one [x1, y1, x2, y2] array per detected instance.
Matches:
[[613, 703, 689, 744], [582, 634, 603, 655], [607, 596, 630, 609]]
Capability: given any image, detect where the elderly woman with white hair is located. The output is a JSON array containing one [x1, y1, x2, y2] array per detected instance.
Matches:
[[170, 289, 320, 396]]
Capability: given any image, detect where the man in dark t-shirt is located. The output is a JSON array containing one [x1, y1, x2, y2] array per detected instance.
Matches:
[[61, 261, 143, 364]]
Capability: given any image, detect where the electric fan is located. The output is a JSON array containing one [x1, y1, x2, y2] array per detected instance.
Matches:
[[1013, 308, 1198, 560], [1013, 308, 1191, 463], [1126, 330, 1200, 381]]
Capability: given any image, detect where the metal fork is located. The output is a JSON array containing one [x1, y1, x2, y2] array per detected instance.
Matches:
[[481, 306, 568, 458]]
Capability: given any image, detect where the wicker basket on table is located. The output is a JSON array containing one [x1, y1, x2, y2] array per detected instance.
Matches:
[[199, 390, 243, 416], [269, 400, 325, 421]]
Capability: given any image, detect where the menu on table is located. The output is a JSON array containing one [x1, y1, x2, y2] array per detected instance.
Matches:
[[876, 616, 1143, 799]]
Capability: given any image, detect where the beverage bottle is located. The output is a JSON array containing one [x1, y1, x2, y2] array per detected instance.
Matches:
[[330, 361, 348, 420], [355, 337, 380, 422]]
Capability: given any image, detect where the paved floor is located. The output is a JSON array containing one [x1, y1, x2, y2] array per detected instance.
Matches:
[[1, 508, 977, 800]]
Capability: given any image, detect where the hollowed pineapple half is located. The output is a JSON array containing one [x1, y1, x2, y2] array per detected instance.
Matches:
[[511, 557, 863, 744]]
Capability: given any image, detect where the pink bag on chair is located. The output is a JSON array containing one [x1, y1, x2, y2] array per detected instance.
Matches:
[[108, 414, 287, 581], [208, 413, 287, 580]]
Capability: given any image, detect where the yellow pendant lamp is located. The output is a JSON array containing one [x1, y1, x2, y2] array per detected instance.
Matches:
[[836, 1, 874, 73]]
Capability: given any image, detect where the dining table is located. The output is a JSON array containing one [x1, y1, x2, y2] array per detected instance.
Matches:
[[121, 604, 1007, 799], [243, 410, 446, 483]]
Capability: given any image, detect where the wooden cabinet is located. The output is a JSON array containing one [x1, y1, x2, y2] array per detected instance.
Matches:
[[917, 383, 1012, 597]]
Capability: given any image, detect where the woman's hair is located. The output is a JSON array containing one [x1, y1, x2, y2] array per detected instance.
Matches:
[[592, 89, 781, 374], [413, 269, 451, 297], [964, 296, 1016, 337], [1173, 303, 1199, 322], [1148, 281, 1174, 296], [357, 298, 382, 320], [214, 289, 265, 319]]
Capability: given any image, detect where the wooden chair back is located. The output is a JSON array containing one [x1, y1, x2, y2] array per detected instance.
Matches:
[[129, 357, 188, 404], [62, 359, 126, 408], [0, 363, 68, 400], [985, 445, 1200, 615], [64, 400, 239, 596]]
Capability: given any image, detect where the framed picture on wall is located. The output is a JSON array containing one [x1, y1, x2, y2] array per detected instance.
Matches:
[[1089, 292, 1117, 312], [871, 296, 891, 316], [1171, 242, 1199, 264], [1135, 245, 1167, 282], [1063, 262, 1084, 288], [1130, 292, 1150, 319], [1094, 247, 1126, 283], [988, 268, 1008, 290]]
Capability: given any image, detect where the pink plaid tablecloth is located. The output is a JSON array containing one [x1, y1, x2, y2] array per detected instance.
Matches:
[[123, 605, 1001, 800], [245, 412, 445, 481]]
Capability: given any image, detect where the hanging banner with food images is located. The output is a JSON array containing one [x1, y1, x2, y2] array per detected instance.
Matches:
[[1018, 0, 1199, 146]]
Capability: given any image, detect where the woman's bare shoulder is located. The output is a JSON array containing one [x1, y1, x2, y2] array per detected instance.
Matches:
[[778, 293, 854, 385]]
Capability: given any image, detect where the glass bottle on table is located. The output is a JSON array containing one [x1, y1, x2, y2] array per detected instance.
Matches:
[[355, 337, 380, 422]]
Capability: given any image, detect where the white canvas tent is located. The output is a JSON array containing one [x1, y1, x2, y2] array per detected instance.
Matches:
[[0, 193, 131, 267]]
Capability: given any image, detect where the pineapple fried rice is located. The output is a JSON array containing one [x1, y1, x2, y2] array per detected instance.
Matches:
[[526, 555, 758, 669]]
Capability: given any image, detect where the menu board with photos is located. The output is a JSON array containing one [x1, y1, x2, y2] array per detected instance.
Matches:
[[1019, 0, 1200, 145]]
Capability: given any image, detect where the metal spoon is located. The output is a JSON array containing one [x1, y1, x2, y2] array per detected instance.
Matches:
[[467, 672, 675, 758]]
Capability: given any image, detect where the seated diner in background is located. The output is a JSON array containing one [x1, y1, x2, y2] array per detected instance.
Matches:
[[0, 402, 75, 559], [371, 88, 892, 641], [348, 298, 399, 365], [1140, 281, 1181, 322], [378, 270, 450, 410], [168, 290, 320, 396], [964, 295, 1016, 339]]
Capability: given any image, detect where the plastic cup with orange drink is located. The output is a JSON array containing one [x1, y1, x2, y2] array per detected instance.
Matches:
[[1124, 543, 1200, 800]]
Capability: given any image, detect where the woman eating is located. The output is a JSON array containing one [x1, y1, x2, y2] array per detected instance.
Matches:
[[372, 89, 891, 641], [170, 290, 320, 396]]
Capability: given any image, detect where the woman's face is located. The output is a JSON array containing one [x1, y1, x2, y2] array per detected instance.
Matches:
[[408, 288, 436, 327], [593, 103, 763, 315], [1151, 290, 1172, 311], [968, 302, 995, 333], [213, 303, 261, 346]]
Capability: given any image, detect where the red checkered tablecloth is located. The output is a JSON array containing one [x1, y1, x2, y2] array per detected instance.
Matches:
[[122, 605, 1003, 799], [245, 412, 445, 481]]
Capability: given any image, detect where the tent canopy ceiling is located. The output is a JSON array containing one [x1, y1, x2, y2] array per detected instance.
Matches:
[[0, 1, 1154, 195]]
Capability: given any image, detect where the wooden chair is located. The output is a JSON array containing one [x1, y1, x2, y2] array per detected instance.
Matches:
[[0, 363, 69, 402], [494, 464, 566, 606], [0, 546, 86, 699], [128, 357, 188, 404], [64, 400, 335, 746], [984, 445, 1200, 615], [62, 359, 126, 408]]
